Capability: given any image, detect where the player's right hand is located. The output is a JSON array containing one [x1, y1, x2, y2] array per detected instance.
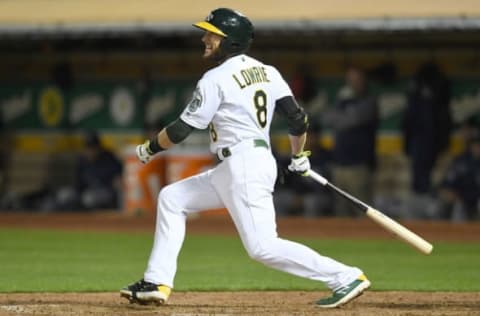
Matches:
[[288, 151, 311, 176], [136, 140, 154, 164]]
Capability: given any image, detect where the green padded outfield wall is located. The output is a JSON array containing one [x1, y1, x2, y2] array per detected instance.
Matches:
[[1, 78, 479, 132]]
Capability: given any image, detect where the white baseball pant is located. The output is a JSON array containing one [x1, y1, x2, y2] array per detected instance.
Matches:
[[143, 139, 363, 291]]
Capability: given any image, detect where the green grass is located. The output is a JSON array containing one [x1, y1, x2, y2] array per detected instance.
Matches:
[[0, 228, 479, 292]]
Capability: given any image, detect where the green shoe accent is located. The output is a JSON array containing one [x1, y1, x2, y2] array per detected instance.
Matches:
[[316, 275, 371, 308]]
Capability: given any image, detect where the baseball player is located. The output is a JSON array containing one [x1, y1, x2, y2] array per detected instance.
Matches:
[[121, 8, 370, 308]]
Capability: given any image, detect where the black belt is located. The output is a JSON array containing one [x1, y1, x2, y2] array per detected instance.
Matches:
[[217, 139, 269, 161]]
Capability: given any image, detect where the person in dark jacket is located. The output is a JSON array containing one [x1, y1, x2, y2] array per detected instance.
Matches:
[[403, 62, 452, 194], [46, 131, 123, 211], [438, 129, 480, 221], [322, 66, 378, 216], [74, 131, 123, 209]]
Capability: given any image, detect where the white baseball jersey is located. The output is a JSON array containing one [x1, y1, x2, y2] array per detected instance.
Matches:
[[180, 54, 292, 153], [143, 53, 364, 292]]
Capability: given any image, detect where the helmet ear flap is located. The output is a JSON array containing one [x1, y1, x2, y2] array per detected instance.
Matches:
[[221, 37, 239, 53], [220, 35, 251, 55]]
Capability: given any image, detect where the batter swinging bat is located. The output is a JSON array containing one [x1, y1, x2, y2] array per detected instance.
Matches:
[[308, 169, 433, 255]]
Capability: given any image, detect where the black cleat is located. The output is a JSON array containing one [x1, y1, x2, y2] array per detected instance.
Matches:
[[120, 279, 171, 306]]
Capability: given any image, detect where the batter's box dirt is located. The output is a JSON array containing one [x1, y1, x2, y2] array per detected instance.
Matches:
[[1, 292, 479, 316]]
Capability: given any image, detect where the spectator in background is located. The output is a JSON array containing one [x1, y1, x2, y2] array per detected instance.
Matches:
[[457, 115, 480, 150], [321, 66, 378, 216], [289, 64, 323, 132], [403, 62, 452, 195], [290, 64, 317, 106], [438, 129, 480, 221], [44, 131, 123, 211]]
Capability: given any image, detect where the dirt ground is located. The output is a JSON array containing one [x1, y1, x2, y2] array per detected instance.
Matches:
[[1, 212, 480, 316], [1, 291, 479, 316]]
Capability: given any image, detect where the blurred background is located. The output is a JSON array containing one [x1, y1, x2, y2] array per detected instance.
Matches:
[[0, 0, 479, 221]]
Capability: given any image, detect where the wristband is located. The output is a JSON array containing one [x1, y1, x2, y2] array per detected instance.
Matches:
[[147, 137, 165, 154], [293, 150, 311, 159]]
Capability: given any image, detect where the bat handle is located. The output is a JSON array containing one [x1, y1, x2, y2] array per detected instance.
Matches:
[[309, 169, 370, 211], [307, 170, 328, 186]]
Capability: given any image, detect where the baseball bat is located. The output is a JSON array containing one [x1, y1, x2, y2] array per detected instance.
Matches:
[[308, 169, 433, 255]]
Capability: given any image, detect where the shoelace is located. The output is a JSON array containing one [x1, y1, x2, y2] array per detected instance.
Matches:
[[130, 280, 148, 290]]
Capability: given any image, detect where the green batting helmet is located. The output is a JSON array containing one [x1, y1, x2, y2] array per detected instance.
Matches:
[[193, 8, 254, 55]]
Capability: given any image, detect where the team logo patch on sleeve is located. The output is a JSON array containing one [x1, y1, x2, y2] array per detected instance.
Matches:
[[187, 88, 203, 113]]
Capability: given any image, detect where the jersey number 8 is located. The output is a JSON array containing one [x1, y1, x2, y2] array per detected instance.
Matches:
[[253, 90, 267, 128]]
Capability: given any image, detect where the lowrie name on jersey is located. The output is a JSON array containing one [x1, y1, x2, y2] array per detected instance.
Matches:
[[232, 66, 270, 89]]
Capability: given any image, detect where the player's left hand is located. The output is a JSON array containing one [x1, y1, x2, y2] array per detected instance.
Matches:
[[136, 140, 154, 164], [288, 151, 311, 176]]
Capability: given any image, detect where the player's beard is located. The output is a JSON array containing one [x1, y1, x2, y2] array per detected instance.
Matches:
[[204, 45, 227, 64]]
